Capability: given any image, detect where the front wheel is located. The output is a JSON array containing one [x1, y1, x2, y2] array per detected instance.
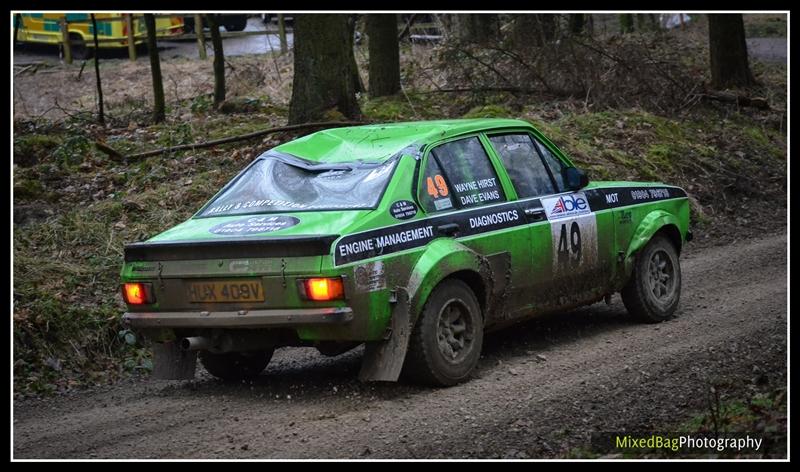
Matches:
[[199, 349, 273, 381], [621, 235, 682, 323], [403, 279, 484, 387]]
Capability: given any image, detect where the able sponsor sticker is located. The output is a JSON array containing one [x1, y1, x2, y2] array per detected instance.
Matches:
[[208, 215, 300, 235], [541, 192, 591, 220]]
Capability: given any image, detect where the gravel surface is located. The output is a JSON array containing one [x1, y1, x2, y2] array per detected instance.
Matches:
[[12, 230, 787, 459]]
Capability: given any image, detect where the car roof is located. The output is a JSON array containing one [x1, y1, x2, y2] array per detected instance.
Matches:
[[272, 118, 534, 163]]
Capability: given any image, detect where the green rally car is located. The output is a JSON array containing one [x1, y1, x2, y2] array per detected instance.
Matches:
[[121, 118, 691, 386]]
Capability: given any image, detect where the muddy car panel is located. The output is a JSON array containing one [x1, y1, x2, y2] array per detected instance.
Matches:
[[120, 118, 690, 381]]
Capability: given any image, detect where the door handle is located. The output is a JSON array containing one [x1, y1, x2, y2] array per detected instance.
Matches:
[[436, 223, 460, 236], [524, 208, 547, 221]]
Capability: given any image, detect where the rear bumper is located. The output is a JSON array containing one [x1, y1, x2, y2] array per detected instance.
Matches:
[[123, 307, 353, 328]]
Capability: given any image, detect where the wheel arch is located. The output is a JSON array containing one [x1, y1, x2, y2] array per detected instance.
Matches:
[[623, 209, 684, 277], [67, 30, 87, 42], [405, 239, 493, 325], [626, 210, 683, 258], [653, 224, 683, 254]]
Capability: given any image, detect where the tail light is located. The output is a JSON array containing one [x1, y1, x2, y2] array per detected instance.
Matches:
[[299, 277, 345, 301], [122, 282, 156, 305]]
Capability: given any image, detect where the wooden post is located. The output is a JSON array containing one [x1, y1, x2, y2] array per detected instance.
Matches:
[[195, 14, 207, 59], [60, 16, 72, 64], [14, 13, 22, 44], [278, 14, 287, 53], [126, 14, 136, 61], [90, 14, 105, 124], [144, 14, 165, 123]]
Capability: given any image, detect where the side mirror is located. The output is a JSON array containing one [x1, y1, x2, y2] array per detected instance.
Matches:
[[565, 167, 589, 191]]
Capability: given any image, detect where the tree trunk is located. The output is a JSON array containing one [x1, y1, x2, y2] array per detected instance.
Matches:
[[635, 14, 647, 31], [90, 14, 104, 125], [346, 15, 365, 94], [144, 14, 165, 123], [512, 15, 541, 47], [648, 14, 659, 30], [569, 14, 585, 34], [453, 14, 498, 45], [473, 14, 498, 45], [289, 14, 361, 124], [206, 14, 226, 106], [14, 13, 22, 44], [708, 14, 755, 88], [619, 14, 634, 34], [366, 14, 401, 97], [537, 14, 557, 43]]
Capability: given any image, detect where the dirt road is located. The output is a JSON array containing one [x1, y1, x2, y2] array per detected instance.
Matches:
[[13, 231, 788, 459]]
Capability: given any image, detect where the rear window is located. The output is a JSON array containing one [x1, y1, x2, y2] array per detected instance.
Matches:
[[197, 152, 398, 217]]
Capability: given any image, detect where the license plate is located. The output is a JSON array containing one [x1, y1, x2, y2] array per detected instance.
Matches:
[[186, 279, 265, 303]]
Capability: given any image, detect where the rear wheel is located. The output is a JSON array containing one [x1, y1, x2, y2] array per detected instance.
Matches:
[[199, 349, 273, 381], [224, 16, 248, 32], [403, 279, 484, 387], [621, 235, 681, 323], [67, 33, 92, 60]]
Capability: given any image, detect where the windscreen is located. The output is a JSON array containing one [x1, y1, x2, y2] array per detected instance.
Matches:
[[198, 152, 398, 217]]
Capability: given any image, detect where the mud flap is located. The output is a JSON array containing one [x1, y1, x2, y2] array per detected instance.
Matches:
[[358, 288, 411, 382], [152, 340, 197, 380]]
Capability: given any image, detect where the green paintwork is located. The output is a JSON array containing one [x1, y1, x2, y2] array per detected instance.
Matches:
[[121, 118, 690, 354]]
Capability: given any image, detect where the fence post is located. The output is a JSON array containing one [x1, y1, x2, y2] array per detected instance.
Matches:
[[126, 14, 137, 61], [60, 16, 73, 64], [195, 14, 207, 59], [278, 14, 287, 53], [14, 13, 22, 44]]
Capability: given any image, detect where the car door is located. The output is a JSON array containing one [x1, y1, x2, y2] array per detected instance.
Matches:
[[533, 136, 615, 306], [417, 135, 534, 323], [486, 133, 611, 310], [483, 133, 557, 315]]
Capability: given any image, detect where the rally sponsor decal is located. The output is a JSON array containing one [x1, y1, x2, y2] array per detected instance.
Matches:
[[585, 186, 688, 210], [334, 202, 527, 265], [541, 192, 591, 220], [451, 177, 503, 206], [434, 198, 453, 211], [389, 200, 418, 220], [333, 185, 687, 266], [354, 261, 387, 293], [468, 209, 520, 229], [208, 215, 300, 235]]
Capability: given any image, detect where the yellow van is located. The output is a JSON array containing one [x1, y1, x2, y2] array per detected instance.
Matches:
[[14, 13, 184, 59]]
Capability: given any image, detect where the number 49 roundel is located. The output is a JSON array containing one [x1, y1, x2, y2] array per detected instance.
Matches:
[[541, 193, 598, 276]]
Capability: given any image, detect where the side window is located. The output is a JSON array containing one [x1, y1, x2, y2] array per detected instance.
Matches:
[[488, 134, 555, 198], [419, 155, 455, 212], [534, 138, 568, 193], [430, 137, 506, 209]]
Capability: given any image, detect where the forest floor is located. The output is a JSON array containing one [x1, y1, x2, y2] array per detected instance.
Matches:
[[14, 232, 787, 458]]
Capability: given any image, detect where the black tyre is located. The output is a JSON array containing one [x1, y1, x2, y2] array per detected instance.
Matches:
[[183, 16, 195, 34], [199, 349, 273, 381], [621, 235, 682, 323], [224, 16, 248, 32], [68, 33, 92, 61], [403, 279, 484, 387]]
